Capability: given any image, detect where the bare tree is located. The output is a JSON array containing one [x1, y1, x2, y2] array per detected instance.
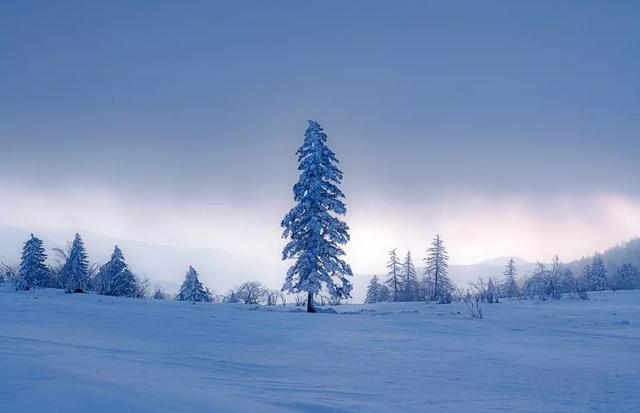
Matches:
[[459, 286, 483, 319], [225, 281, 269, 305], [266, 290, 285, 306], [1, 261, 19, 285]]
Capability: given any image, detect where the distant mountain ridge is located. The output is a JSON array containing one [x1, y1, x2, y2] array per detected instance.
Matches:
[[566, 238, 640, 278], [475, 256, 530, 266]]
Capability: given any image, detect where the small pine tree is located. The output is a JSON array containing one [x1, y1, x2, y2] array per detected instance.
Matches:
[[486, 278, 498, 303], [176, 266, 212, 303], [16, 234, 50, 291], [379, 284, 391, 302], [365, 275, 385, 304], [152, 288, 168, 300], [400, 251, 419, 301], [96, 246, 139, 297], [424, 234, 452, 302], [584, 254, 609, 291], [281, 120, 353, 313], [59, 233, 90, 293], [501, 257, 519, 298], [385, 249, 402, 302]]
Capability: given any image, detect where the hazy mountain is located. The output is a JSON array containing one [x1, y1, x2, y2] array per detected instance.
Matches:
[[566, 238, 640, 278], [476, 256, 531, 267]]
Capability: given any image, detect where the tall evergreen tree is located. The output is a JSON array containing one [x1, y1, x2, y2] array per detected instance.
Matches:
[[502, 257, 519, 298], [584, 254, 609, 291], [424, 234, 452, 302], [96, 246, 138, 297], [176, 266, 212, 303], [59, 233, 89, 293], [281, 120, 353, 313], [385, 249, 401, 302], [400, 251, 419, 301], [16, 234, 49, 291]]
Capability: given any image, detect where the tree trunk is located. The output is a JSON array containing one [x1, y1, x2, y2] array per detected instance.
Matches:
[[307, 292, 316, 313]]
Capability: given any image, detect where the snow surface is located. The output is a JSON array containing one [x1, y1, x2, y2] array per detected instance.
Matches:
[[1, 287, 639, 412]]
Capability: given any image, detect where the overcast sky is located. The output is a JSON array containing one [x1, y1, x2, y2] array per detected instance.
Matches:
[[1, 1, 639, 275]]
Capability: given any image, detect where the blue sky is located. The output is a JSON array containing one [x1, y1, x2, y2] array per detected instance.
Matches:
[[1, 1, 639, 272]]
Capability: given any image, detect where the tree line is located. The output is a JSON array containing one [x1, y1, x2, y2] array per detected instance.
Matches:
[[0, 233, 292, 305], [365, 250, 640, 304], [4, 120, 640, 311], [366, 234, 455, 304], [2, 233, 149, 298]]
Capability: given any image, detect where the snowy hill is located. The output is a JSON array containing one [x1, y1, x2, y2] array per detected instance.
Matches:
[[475, 256, 530, 266], [0, 287, 638, 412]]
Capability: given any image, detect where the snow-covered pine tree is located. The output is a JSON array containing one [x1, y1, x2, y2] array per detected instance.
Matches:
[[176, 266, 212, 303], [59, 233, 89, 293], [580, 263, 591, 290], [584, 254, 609, 291], [424, 234, 452, 302], [611, 263, 640, 290], [16, 234, 50, 291], [502, 257, 519, 298], [379, 283, 390, 302], [400, 251, 419, 301], [96, 246, 138, 297], [281, 120, 353, 313], [385, 249, 401, 302], [112, 268, 137, 297], [365, 275, 384, 304], [486, 277, 498, 303]]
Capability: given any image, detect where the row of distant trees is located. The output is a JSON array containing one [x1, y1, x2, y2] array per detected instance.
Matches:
[[1, 233, 150, 298], [366, 234, 455, 304], [520, 254, 640, 300], [0, 233, 290, 305], [365, 245, 640, 304]]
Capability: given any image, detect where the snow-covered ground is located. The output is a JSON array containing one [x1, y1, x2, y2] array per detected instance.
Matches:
[[1, 287, 639, 412]]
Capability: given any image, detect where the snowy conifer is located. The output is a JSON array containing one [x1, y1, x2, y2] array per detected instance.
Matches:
[[96, 246, 138, 297], [501, 257, 519, 298], [400, 251, 419, 301], [365, 275, 387, 304], [385, 249, 401, 302], [583, 254, 609, 291], [611, 263, 640, 290], [281, 120, 353, 312], [424, 234, 452, 302], [176, 266, 212, 303], [16, 234, 49, 290], [59, 233, 90, 293]]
